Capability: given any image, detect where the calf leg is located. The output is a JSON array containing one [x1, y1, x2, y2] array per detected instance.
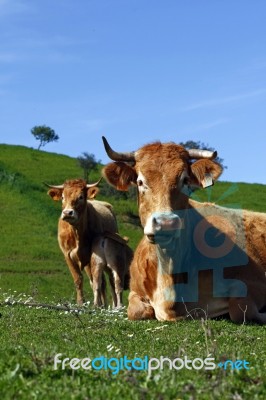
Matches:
[[104, 268, 117, 308], [112, 270, 124, 308], [92, 267, 104, 307], [100, 274, 107, 307], [84, 264, 107, 306], [128, 291, 155, 320], [90, 254, 106, 307], [84, 265, 93, 287], [104, 239, 127, 308]]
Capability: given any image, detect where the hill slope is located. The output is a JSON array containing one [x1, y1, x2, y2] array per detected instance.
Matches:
[[0, 144, 265, 301]]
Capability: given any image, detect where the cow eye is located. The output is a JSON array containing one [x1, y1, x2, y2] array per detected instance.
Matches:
[[137, 174, 148, 192], [78, 194, 84, 200]]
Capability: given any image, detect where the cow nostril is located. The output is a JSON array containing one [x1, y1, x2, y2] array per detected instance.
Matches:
[[152, 217, 162, 231], [63, 209, 74, 217], [153, 213, 182, 231], [146, 234, 155, 243]]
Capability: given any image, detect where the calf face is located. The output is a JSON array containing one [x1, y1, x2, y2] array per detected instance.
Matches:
[[102, 140, 222, 243]]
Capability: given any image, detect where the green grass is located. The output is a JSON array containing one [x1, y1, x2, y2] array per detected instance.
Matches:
[[0, 299, 265, 399], [0, 144, 266, 399]]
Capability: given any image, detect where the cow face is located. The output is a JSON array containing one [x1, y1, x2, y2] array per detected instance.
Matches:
[[48, 179, 99, 226], [102, 138, 222, 244]]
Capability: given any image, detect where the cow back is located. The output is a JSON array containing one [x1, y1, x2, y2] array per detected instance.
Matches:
[[88, 200, 118, 234]]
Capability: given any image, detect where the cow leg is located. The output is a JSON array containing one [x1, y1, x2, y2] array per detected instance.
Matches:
[[229, 298, 266, 324], [127, 291, 156, 320], [64, 256, 84, 305]]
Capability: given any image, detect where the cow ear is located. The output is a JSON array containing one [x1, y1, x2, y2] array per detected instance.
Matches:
[[102, 162, 137, 191], [87, 187, 99, 199], [47, 188, 63, 201], [190, 159, 223, 188]]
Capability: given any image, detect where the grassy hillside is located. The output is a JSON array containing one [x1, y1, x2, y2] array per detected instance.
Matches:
[[0, 144, 266, 399], [0, 143, 266, 301], [0, 144, 142, 302], [192, 180, 266, 212]]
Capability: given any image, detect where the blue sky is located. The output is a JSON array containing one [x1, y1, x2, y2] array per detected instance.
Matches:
[[0, 0, 266, 184]]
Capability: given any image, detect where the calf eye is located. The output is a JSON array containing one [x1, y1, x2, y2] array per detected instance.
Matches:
[[183, 177, 190, 185], [137, 180, 143, 187]]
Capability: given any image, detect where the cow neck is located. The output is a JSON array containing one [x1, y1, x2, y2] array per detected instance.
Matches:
[[155, 197, 209, 275], [71, 205, 94, 247]]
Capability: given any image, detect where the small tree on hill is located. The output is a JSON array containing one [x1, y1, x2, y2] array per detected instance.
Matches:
[[31, 125, 59, 150], [77, 152, 100, 182]]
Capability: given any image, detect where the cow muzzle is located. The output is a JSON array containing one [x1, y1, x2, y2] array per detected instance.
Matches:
[[144, 212, 183, 245], [61, 209, 78, 224]]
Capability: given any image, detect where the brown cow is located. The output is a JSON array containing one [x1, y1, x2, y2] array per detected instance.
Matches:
[[102, 137, 266, 323], [47, 179, 132, 307]]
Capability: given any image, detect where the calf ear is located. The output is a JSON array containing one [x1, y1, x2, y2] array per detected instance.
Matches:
[[190, 159, 223, 188], [87, 187, 99, 199], [47, 188, 63, 201], [102, 162, 137, 191]]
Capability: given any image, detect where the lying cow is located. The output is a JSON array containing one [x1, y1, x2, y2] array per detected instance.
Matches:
[[47, 178, 133, 307], [102, 137, 266, 323]]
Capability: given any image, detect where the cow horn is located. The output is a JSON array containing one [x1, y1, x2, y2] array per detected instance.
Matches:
[[43, 183, 64, 189], [188, 149, 217, 160], [44, 178, 102, 189], [86, 177, 102, 188], [102, 136, 135, 162]]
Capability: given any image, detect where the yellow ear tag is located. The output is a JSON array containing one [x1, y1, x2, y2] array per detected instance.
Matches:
[[201, 173, 213, 188]]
